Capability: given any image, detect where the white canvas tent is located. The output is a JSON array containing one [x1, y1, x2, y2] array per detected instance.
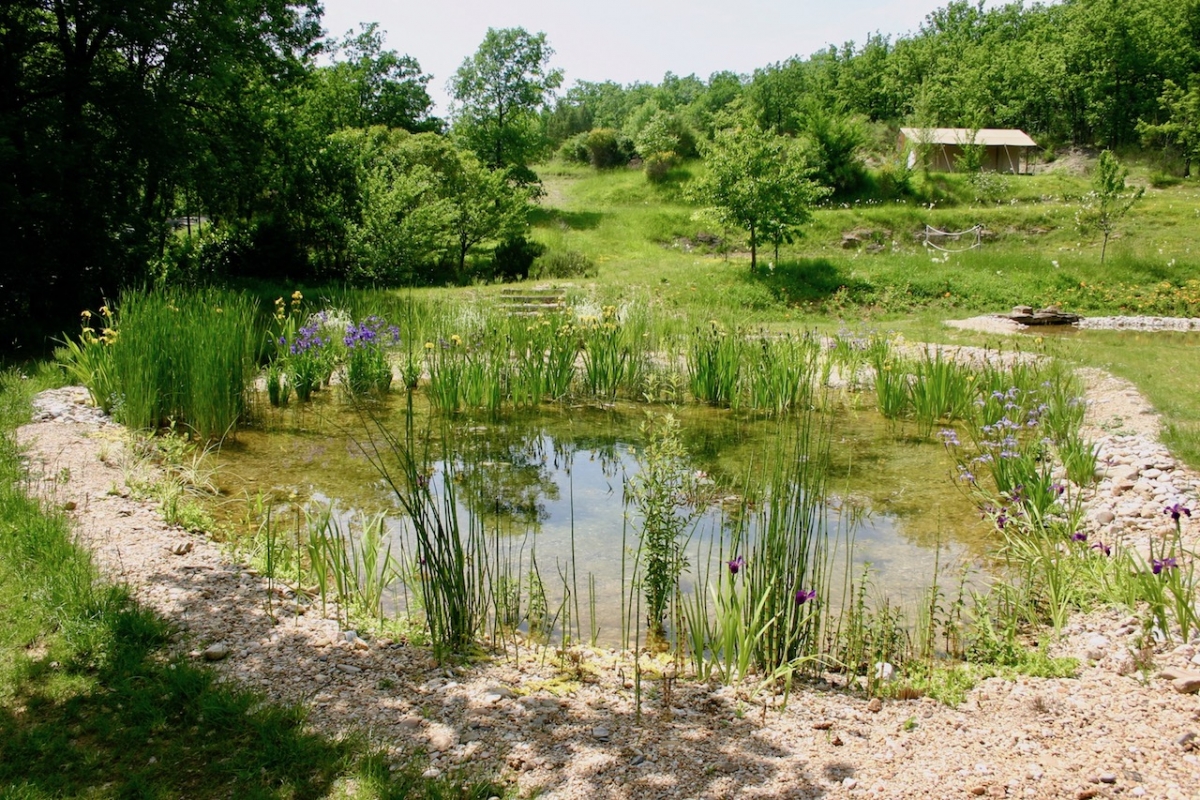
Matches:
[[898, 128, 1038, 174]]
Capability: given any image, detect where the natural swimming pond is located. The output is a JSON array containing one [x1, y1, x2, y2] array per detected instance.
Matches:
[[209, 389, 990, 647]]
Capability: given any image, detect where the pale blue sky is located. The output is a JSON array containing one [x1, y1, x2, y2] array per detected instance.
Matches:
[[319, 1, 1008, 115]]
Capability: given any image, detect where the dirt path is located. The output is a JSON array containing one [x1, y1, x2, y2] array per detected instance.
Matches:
[[17, 373, 1200, 800]]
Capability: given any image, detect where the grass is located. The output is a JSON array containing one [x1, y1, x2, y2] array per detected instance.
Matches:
[[0, 369, 504, 799]]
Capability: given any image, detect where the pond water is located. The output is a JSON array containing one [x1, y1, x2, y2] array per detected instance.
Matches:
[[210, 392, 992, 644]]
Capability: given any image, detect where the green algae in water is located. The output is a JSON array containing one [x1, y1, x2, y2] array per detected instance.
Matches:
[[210, 392, 990, 643]]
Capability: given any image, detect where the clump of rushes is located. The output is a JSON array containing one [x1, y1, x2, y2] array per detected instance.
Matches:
[[80, 287, 257, 439], [580, 305, 640, 400], [343, 316, 399, 396], [688, 320, 742, 407]]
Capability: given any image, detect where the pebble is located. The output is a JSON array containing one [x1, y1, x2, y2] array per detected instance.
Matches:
[[1159, 667, 1200, 694], [592, 726, 611, 741], [203, 643, 230, 661]]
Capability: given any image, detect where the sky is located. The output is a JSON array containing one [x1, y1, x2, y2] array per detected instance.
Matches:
[[318, 1, 1007, 117]]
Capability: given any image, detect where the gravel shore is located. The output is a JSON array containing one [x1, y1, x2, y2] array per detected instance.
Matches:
[[17, 357, 1200, 799]]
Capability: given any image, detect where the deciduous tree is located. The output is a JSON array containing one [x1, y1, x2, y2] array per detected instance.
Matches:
[[449, 27, 562, 175], [690, 126, 827, 272], [1076, 150, 1144, 263]]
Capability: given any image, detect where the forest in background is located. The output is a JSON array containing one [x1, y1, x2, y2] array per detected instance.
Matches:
[[4, 0, 1200, 348]]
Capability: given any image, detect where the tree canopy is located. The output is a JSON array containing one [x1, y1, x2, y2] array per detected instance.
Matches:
[[449, 27, 562, 175], [690, 126, 827, 272]]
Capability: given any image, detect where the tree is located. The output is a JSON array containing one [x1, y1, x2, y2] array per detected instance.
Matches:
[[1076, 150, 1144, 263], [0, 0, 322, 346], [308, 23, 438, 133], [449, 27, 562, 174], [1138, 77, 1200, 176], [690, 126, 828, 272]]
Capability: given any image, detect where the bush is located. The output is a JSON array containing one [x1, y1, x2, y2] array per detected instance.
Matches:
[[530, 249, 597, 279], [492, 236, 545, 282], [558, 132, 590, 165], [584, 128, 633, 169], [644, 152, 676, 183], [1150, 171, 1182, 188], [875, 159, 915, 199]]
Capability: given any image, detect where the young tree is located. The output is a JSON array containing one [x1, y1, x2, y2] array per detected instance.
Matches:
[[690, 126, 828, 272], [449, 28, 562, 174], [1138, 77, 1200, 176], [1076, 150, 1144, 263]]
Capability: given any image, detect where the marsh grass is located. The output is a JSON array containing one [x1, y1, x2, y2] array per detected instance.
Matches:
[[97, 287, 257, 439], [687, 321, 742, 407]]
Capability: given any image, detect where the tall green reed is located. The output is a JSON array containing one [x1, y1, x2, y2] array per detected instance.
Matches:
[[687, 321, 742, 407], [355, 396, 488, 659], [104, 287, 257, 439]]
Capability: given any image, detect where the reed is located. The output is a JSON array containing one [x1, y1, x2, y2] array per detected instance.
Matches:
[[103, 287, 257, 439], [687, 321, 742, 407]]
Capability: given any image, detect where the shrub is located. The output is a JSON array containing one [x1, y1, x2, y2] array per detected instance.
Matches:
[[530, 249, 596, 279], [557, 132, 590, 165], [492, 236, 545, 282], [1150, 171, 1182, 188], [584, 128, 631, 168], [643, 152, 676, 183]]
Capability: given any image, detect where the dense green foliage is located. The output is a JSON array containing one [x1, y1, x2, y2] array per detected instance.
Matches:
[[7, 0, 1200, 350]]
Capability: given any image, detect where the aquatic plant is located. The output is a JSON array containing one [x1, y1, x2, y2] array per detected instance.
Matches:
[[343, 316, 399, 396], [99, 287, 256, 439], [628, 414, 700, 637]]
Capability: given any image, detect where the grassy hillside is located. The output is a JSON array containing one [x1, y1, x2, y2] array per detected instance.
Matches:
[[521, 160, 1200, 326]]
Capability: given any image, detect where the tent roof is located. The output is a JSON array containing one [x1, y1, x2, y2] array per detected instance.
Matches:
[[899, 128, 1038, 147]]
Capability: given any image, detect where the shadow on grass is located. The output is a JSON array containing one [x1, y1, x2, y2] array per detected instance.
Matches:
[[0, 600, 355, 799], [0, 595, 505, 800], [528, 207, 604, 230], [744, 258, 873, 305]]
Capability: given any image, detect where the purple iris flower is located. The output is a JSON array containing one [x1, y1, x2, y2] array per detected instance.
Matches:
[[727, 556, 745, 576], [1091, 542, 1111, 556], [1152, 557, 1179, 574], [1071, 531, 1088, 542], [795, 589, 816, 605], [1164, 504, 1192, 522]]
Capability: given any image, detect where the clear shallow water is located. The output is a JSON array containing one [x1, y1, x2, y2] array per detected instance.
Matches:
[[212, 393, 991, 643]]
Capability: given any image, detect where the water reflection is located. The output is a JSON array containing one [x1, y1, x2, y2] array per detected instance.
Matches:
[[213, 393, 991, 643]]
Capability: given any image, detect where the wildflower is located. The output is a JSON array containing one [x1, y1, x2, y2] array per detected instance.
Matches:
[[995, 512, 1008, 530], [1051, 483, 1066, 496], [795, 589, 816, 605], [80, 309, 91, 320], [425, 341, 434, 350], [727, 556, 745, 575], [1164, 503, 1192, 522], [938, 429, 960, 447], [1152, 557, 1179, 575], [1071, 531, 1088, 542], [957, 466, 976, 484], [1091, 542, 1111, 556]]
